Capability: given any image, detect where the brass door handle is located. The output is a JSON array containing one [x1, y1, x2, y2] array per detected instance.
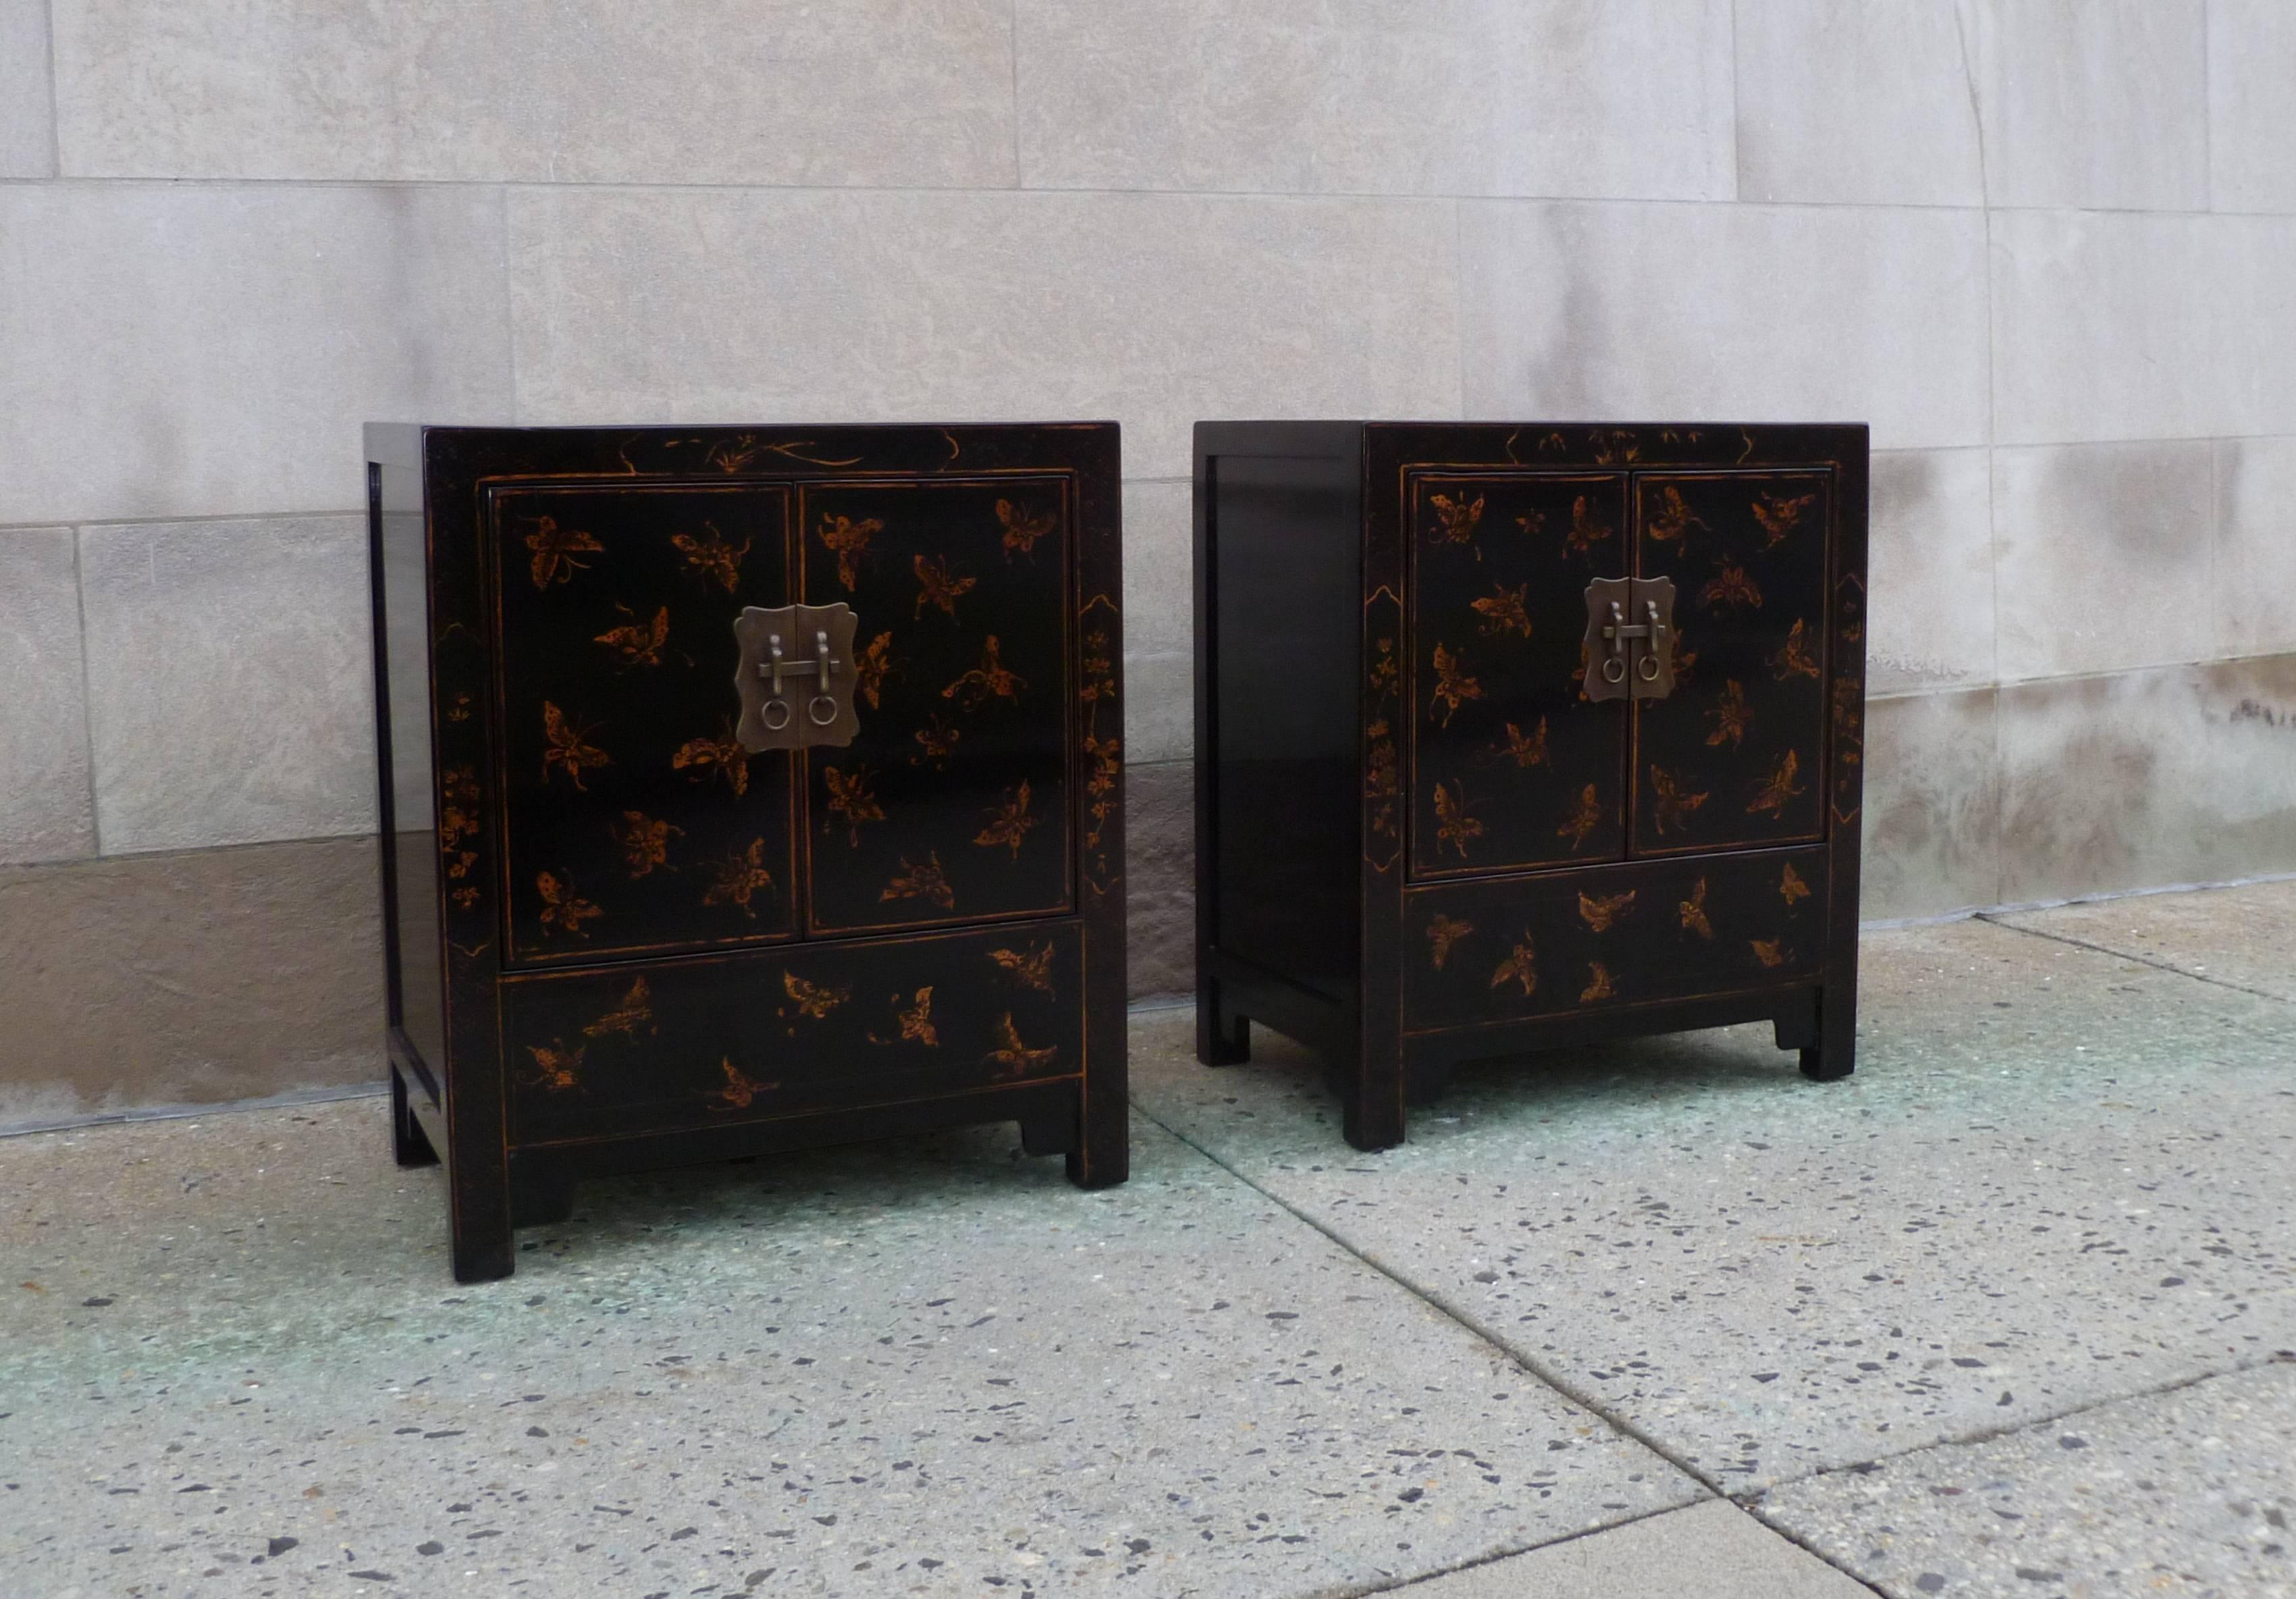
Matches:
[[1582, 577, 1678, 702], [733, 603, 860, 750]]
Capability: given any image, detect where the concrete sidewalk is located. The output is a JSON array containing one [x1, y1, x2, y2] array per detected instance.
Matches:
[[3, 883, 2291, 1597]]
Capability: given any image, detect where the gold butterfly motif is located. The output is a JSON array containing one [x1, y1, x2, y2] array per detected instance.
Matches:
[[672, 721, 753, 797], [781, 972, 849, 1020], [1368, 637, 1399, 698], [611, 810, 683, 879], [535, 870, 603, 939], [882, 851, 955, 910], [1516, 509, 1547, 540], [1433, 781, 1484, 860], [1780, 863, 1811, 906], [712, 1057, 778, 1111], [1680, 878, 1714, 939], [973, 781, 1037, 860], [1491, 935, 1539, 997], [1672, 627, 1700, 686], [524, 516, 604, 589], [1701, 563, 1764, 611], [985, 1013, 1059, 1078], [911, 713, 962, 769], [1471, 582, 1534, 639], [1645, 486, 1709, 548], [1558, 783, 1605, 849], [822, 764, 885, 847], [541, 703, 610, 791], [523, 1039, 585, 1092], [990, 941, 1057, 993], [592, 604, 670, 667], [870, 986, 940, 1047], [1771, 618, 1821, 681], [944, 637, 1027, 709], [671, 522, 751, 594], [1427, 491, 1485, 552], [1651, 766, 1709, 837], [996, 498, 1057, 561], [1428, 643, 1481, 728], [1365, 722, 1398, 840], [1580, 962, 1617, 1003], [1748, 750, 1806, 818], [439, 766, 480, 883], [703, 839, 777, 918], [817, 513, 883, 591], [583, 977, 654, 1039], [1752, 491, 1817, 548], [852, 631, 895, 710], [1578, 890, 1636, 933], [1493, 718, 1549, 768], [1565, 495, 1616, 556], [1751, 938, 1790, 969], [1426, 914, 1474, 971], [913, 552, 978, 619], [1705, 679, 1751, 748]]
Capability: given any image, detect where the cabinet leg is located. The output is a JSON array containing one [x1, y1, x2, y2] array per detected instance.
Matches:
[[1800, 986, 1857, 1082], [390, 1064, 438, 1168], [448, 1204, 516, 1284], [1772, 987, 1821, 1054], [1065, 1078, 1129, 1189], [1342, 1041, 1407, 1153], [1196, 974, 1250, 1066]]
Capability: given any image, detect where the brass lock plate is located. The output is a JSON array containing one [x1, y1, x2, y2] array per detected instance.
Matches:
[[1582, 575, 1678, 702], [732, 602, 860, 752]]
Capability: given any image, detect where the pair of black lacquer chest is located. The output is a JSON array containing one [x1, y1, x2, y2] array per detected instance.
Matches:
[[371, 422, 1867, 1279]]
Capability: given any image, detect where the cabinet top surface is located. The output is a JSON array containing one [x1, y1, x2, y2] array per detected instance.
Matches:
[[366, 421, 1121, 475], [1194, 420, 1868, 471]]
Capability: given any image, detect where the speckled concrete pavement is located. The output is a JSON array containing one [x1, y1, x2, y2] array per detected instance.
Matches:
[[3, 1109, 1697, 1597], [5, 887, 2291, 1598], [1131, 893, 2296, 1596]]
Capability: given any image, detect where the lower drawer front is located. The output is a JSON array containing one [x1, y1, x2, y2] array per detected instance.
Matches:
[[1403, 847, 1825, 1034], [503, 922, 1083, 1147]]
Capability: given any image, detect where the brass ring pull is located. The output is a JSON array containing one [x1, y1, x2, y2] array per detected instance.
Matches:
[[1638, 652, 1661, 682], [761, 698, 792, 730], [807, 694, 838, 727], [1602, 656, 1627, 684]]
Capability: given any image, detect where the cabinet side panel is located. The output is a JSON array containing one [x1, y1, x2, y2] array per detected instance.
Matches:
[[375, 457, 446, 1076], [1206, 452, 1362, 1000]]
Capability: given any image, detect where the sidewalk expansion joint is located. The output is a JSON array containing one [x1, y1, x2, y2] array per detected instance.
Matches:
[[1127, 1098, 1887, 1596], [1973, 914, 2294, 1005]]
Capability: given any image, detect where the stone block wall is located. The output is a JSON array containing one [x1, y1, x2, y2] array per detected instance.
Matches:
[[3, 0, 2293, 1121]]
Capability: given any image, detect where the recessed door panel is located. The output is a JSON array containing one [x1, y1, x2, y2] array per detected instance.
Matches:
[[1403, 847, 1827, 1032], [799, 478, 1074, 935], [1407, 472, 1630, 878], [489, 483, 798, 966], [1630, 472, 1832, 856], [503, 921, 1085, 1146]]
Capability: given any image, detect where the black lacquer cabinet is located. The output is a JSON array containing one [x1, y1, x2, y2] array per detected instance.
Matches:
[[1194, 423, 1867, 1149], [369, 423, 1126, 1280]]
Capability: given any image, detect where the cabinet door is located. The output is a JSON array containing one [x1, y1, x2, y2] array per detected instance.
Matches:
[[489, 483, 799, 966], [1407, 472, 1630, 878], [1629, 471, 1831, 855], [798, 479, 1074, 935]]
